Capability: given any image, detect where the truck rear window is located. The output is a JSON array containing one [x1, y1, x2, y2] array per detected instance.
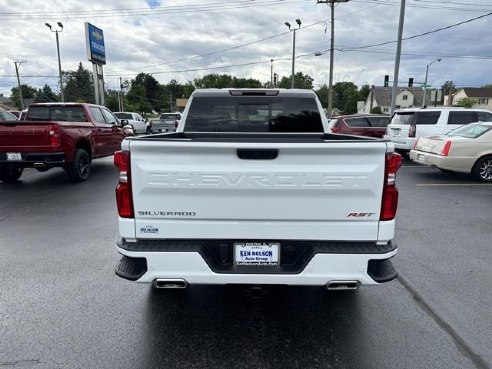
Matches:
[[391, 111, 440, 125], [27, 106, 88, 122], [184, 97, 323, 132]]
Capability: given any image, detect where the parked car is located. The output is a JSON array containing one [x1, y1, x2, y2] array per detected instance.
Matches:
[[0, 111, 19, 121], [114, 112, 149, 134], [409, 122, 492, 182], [7, 111, 21, 119], [0, 103, 128, 183], [384, 107, 492, 153], [328, 114, 390, 138], [150, 112, 182, 133]]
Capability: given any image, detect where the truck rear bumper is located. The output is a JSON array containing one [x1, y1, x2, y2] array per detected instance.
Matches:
[[0, 152, 65, 167], [115, 240, 398, 285]]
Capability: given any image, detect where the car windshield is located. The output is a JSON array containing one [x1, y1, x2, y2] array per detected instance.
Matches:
[[391, 113, 414, 125], [114, 113, 133, 119], [184, 96, 323, 132], [447, 124, 492, 138]]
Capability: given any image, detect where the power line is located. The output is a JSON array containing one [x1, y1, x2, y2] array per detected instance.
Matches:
[[0, 0, 311, 20], [105, 18, 331, 74], [338, 10, 492, 51]]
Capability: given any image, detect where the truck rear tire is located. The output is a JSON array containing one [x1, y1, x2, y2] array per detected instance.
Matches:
[[65, 149, 91, 182], [0, 165, 23, 183]]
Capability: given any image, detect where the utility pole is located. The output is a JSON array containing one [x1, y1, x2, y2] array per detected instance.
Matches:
[[270, 59, 274, 86], [317, 0, 349, 119], [390, 0, 406, 115], [14, 60, 26, 110], [119, 77, 124, 111]]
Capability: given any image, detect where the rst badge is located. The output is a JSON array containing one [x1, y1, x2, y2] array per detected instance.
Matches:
[[347, 212, 375, 217]]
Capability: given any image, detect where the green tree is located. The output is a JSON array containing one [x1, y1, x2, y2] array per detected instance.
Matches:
[[231, 77, 262, 88], [333, 82, 359, 114], [315, 84, 328, 108], [126, 83, 153, 113], [441, 80, 457, 96], [105, 90, 120, 112], [64, 62, 94, 103], [34, 84, 58, 102], [278, 72, 314, 89], [370, 106, 383, 114], [456, 97, 477, 108], [194, 74, 233, 88], [182, 81, 195, 98], [10, 84, 38, 109], [135, 73, 161, 111], [359, 85, 371, 101]]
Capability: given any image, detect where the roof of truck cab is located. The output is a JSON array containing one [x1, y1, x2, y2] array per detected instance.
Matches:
[[191, 88, 316, 98], [29, 102, 104, 108]]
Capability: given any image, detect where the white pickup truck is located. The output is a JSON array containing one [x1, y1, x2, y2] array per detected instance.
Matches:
[[114, 89, 402, 290]]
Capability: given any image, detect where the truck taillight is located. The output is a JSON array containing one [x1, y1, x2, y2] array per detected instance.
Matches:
[[408, 123, 416, 138], [380, 152, 402, 221], [114, 150, 134, 218], [49, 125, 61, 146], [441, 141, 452, 156]]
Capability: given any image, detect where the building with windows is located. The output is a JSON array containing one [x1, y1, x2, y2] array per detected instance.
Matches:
[[361, 87, 430, 114], [450, 88, 492, 110]]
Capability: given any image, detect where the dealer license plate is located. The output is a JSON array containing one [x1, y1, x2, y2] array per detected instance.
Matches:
[[7, 153, 22, 161], [234, 242, 280, 266]]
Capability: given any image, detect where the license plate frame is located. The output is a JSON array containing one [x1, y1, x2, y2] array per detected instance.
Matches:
[[6, 153, 22, 161], [234, 242, 280, 267]]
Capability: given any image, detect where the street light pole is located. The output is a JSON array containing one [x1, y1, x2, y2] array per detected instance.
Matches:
[[285, 19, 301, 89], [317, 0, 349, 118], [422, 58, 441, 108], [45, 22, 65, 103]]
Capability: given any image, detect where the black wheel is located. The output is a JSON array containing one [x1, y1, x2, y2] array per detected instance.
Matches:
[[472, 156, 492, 182], [0, 165, 23, 183], [65, 149, 91, 182], [145, 126, 151, 134]]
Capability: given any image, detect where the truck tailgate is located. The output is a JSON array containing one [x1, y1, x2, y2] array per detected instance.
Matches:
[[0, 122, 55, 149], [129, 139, 388, 241]]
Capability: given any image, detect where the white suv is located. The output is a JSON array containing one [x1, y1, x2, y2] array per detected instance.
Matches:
[[384, 107, 492, 152]]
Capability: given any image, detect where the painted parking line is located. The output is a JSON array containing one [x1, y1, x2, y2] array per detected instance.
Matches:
[[416, 183, 492, 187]]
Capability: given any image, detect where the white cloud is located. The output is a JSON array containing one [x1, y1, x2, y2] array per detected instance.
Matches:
[[1, 0, 492, 97]]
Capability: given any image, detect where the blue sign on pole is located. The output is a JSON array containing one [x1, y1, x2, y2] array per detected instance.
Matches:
[[85, 23, 106, 65]]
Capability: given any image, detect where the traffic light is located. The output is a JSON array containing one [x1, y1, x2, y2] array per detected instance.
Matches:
[[384, 75, 389, 87], [408, 78, 414, 87], [273, 73, 278, 87]]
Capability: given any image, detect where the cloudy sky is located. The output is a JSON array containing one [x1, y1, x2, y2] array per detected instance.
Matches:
[[1, 0, 492, 98]]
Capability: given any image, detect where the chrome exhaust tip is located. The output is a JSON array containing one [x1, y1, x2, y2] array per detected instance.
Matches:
[[153, 279, 188, 289], [33, 162, 46, 168], [326, 281, 359, 290]]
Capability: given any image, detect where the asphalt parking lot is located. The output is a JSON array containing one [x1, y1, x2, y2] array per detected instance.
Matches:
[[0, 158, 491, 369]]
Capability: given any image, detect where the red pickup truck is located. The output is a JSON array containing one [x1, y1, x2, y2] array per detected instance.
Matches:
[[0, 103, 127, 183]]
